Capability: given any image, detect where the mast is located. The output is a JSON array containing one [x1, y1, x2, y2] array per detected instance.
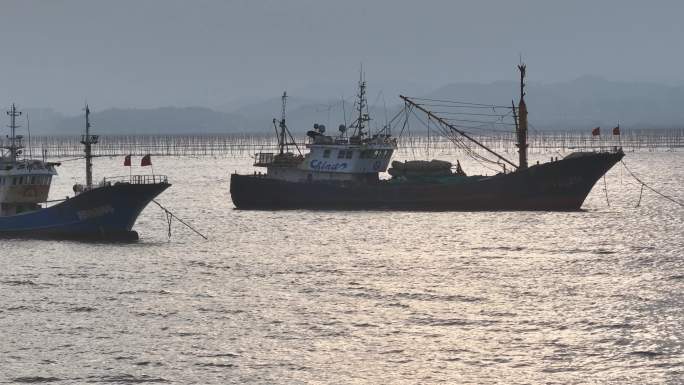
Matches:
[[516, 63, 529, 169], [400, 95, 518, 170], [5, 104, 22, 162], [81, 105, 98, 188], [353, 68, 370, 137], [279, 91, 287, 155]]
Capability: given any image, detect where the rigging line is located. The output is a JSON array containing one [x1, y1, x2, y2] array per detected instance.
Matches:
[[151, 200, 209, 239], [410, 103, 513, 110], [441, 130, 502, 171], [403, 105, 501, 167], [620, 160, 683, 207], [441, 118, 516, 126], [442, 119, 517, 130], [418, 112, 503, 166], [429, 110, 513, 118], [53, 154, 117, 162], [431, 117, 508, 166], [398, 104, 411, 139], [436, 119, 516, 137], [408, 96, 511, 108], [387, 105, 408, 126]]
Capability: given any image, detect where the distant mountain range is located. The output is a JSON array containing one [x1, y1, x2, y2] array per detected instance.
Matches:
[[13, 77, 684, 135]]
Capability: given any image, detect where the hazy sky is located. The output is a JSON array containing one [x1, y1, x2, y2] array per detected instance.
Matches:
[[1, 0, 683, 114]]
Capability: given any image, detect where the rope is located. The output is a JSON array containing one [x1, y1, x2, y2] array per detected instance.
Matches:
[[407, 97, 511, 109], [635, 183, 645, 208], [603, 174, 610, 207], [152, 200, 208, 239], [621, 160, 683, 207]]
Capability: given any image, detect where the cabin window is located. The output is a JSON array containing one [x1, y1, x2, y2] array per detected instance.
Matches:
[[30, 176, 36, 185], [323, 149, 331, 158], [337, 150, 353, 159]]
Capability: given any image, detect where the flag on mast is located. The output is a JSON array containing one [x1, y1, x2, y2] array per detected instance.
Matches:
[[141, 154, 152, 167], [124, 154, 131, 166], [612, 125, 620, 135], [592, 127, 600, 136]]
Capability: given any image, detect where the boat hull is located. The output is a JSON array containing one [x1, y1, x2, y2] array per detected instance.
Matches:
[[0, 182, 170, 240], [230, 151, 624, 211]]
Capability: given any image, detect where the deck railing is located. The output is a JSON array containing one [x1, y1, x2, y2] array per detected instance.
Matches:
[[102, 174, 169, 185]]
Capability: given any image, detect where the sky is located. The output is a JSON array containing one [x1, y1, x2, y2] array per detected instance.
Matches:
[[1, 0, 683, 114]]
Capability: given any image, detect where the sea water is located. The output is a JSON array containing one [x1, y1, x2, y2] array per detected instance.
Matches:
[[0, 151, 682, 384]]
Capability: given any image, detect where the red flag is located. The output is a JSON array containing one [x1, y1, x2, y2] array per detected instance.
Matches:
[[612, 125, 620, 135], [141, 154, 152, 167], [124, 154, 131, 166], [592, 127, 600, 136]]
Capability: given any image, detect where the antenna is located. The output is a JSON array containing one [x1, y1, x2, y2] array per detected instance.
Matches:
[[382, 92, 390, 136], [273, 91, 301, 156], [279, 91, 287, 155], [341, 94, 347, 129], [81, 104, 99, 188], [353, 65, 370, 137], [26, 112, 32, 159], [5, 104, 23, 162]]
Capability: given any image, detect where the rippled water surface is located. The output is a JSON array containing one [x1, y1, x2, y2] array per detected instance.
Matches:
[[1, 152, 682, 384]]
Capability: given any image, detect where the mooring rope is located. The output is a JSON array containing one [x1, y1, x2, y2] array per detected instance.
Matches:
[[603, 174, 610, 207], [152, 200, 208, 239], [621, 160, 683, 208]]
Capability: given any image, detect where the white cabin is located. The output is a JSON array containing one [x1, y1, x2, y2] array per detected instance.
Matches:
[[0, 159, 58, 215], [255, 134, 397, 183], [0, 104, 58, 216]]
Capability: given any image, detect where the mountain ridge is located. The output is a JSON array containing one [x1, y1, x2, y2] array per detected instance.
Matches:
[[6, 77, 684, 135]]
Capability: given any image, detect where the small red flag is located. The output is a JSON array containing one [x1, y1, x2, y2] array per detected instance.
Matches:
[[612, 125, 620, 135], [141, 154, 152, 167], [592, 127, 600, 136], [124, 154, 131, 166]]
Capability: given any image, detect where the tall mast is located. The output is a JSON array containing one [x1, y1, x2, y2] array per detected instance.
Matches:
[[354, 67, 370, 137], [516, 63, 529, 169], [279, 91, 287, 155], [5, 104, 22, 162], [81, 105, 98, 188]]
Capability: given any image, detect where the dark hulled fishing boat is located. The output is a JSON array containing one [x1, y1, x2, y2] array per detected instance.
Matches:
[[230, 66, 624, 210], [0, 105, 169, 240]]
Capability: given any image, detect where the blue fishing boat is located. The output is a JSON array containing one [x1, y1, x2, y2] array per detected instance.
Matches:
[[0, 104, 169, 240]]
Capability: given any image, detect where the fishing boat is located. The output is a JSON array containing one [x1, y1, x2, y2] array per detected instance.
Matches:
[[0, 104, 170, 240], [230, 65, 624, 210]]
